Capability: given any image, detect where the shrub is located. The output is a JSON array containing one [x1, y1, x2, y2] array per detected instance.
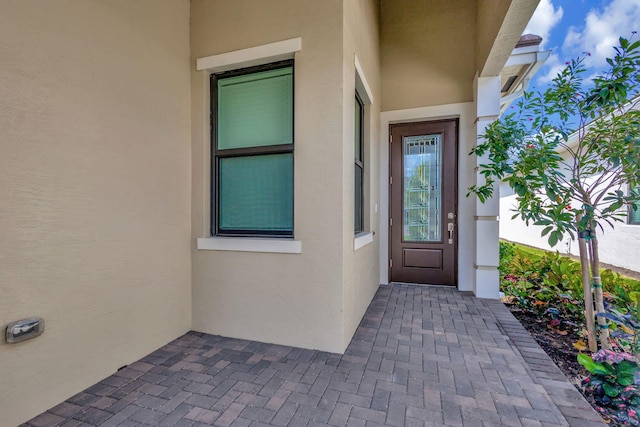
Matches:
[[579, 350, 640, 425], [499, 241, 640, 342]]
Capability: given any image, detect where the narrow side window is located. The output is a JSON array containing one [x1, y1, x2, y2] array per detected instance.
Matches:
[[355, 91, 364, 234]]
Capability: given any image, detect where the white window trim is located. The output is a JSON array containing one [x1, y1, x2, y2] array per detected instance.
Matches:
[[196, 38, 303, 253], [355, 55, 373, 105], [354, 232, 374, 251], [197, 38, 302, 73], [354, 55, 373, 244], [197, 237, 301, 254]]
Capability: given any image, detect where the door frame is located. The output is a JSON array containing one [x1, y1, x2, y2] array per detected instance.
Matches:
[[387, 119, 458, 285], [379, 103, 475, 292]]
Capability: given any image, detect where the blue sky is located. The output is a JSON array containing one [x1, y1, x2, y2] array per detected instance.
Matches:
[[525, 0, 640, 88]]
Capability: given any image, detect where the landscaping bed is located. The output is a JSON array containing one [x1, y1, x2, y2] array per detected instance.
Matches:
[[500, 241, 640, 426]]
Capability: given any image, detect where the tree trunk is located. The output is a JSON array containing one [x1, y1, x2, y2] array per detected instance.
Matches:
[[576, 216, 598, 352], [588, 228, 611, 350]]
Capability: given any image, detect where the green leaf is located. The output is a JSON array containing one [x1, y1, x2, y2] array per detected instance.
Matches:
[[617, 373, 635, 386], [577, 354, 598, 373], [548, 231, 560, 247], [617, 360, 639, 376], [603, 382, 620, 397]]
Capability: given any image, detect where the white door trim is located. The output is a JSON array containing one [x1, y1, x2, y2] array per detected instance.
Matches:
[[379, 102, 475, 292]]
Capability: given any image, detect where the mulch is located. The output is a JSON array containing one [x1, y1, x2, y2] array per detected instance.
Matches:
[[507, 304, 618, 425]]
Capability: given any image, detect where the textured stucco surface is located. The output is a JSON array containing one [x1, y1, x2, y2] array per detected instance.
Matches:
[[341, 0, 382, 350], [0, 1, 546, 424], [476, 0, 540, 77], [190, 0, 348, 353], [0, 1, 192, 425], [380, 0, 477, 111]]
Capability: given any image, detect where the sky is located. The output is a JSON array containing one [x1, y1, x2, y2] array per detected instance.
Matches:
[[524, 0, 640, 88]]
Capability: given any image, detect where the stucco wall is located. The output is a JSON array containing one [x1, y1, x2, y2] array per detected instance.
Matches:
[[0, 1, 192, 425], [342, 0, 382, 350], [476, 0, 512, 71], [190, 0, 347, 353], [476, 0, 539, 77], [380, 0, 477, 111]]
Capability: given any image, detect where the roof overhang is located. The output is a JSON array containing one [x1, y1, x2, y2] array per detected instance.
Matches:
[[499, 36, 551, 113], [478, 0, 540, 77]]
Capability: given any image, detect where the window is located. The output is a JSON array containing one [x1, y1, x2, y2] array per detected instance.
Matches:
[[355, 92, 364, 234], [630, 185, 640, 225], [630, 207, 640, 225], [211, 60, 294, 237]]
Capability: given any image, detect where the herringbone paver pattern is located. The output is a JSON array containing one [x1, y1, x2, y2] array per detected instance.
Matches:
[[23, 285, 605, 426]]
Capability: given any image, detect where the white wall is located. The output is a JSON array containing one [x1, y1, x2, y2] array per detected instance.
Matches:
[[0, 2, 192, 425], [501, 182, 640, 273]]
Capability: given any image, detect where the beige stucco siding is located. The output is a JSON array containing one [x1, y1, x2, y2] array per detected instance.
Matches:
[[342, 0, 382, 350], [476, 0, 513, 74], [476, 0, 539, 76], [380, 0, 477, 111], [0, 1, 192, 425], [190, 0, 348, 353]]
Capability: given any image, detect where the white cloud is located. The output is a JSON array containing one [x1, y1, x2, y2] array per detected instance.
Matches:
[[535, 53, 565, 85], [563, 0, 640, 69], [524, 0, 564, 47]]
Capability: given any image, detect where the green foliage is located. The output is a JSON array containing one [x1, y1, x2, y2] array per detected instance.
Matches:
[[469, 36, 640, 246], [500, 240, 640, 424], [500, 242, 585, 322], [579, 351, 640, 425], [499, 242, 640, 334]]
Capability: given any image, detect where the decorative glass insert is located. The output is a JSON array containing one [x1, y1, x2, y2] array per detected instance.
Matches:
[[403, 134, 441, 242]]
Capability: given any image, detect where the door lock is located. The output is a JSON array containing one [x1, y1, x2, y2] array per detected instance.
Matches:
[[447, 222, 455, 244]]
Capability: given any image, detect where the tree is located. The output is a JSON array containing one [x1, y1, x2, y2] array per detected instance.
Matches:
[[469, 36, 640, 351]]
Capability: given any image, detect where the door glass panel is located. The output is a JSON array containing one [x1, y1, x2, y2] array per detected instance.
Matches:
[[403, 134, 441, 242]]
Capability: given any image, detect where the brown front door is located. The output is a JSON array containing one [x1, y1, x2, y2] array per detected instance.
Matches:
[[389, 120, 457, 285]]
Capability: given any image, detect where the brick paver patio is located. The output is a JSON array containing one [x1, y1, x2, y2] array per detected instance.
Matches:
[[23, 284, 606, 427]]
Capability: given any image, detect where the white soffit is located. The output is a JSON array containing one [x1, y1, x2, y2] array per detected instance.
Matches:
[[197, 38, 302, 72]]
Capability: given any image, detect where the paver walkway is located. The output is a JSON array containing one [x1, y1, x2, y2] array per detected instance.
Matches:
[[23, 284, 605, 427]]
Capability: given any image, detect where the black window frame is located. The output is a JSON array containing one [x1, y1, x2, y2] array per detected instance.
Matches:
[[210, 59, 295, 237], [354, 91, 364, 234]]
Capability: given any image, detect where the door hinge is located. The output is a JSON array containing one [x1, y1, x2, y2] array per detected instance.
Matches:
[[390, 135, 393, 143], [389, 259, 393, 268], [390, 218, 393, 227], [389, 176, 393, 185]]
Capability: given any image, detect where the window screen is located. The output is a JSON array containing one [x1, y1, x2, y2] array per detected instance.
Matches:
[[212, 61, 294, 236]]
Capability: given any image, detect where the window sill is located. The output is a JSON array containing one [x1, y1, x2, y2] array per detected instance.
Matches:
[[354, 232, 374, 251], [197, 237, 301, 254]]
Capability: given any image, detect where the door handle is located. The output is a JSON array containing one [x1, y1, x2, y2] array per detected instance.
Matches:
[[447, 222, 454, 244]]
